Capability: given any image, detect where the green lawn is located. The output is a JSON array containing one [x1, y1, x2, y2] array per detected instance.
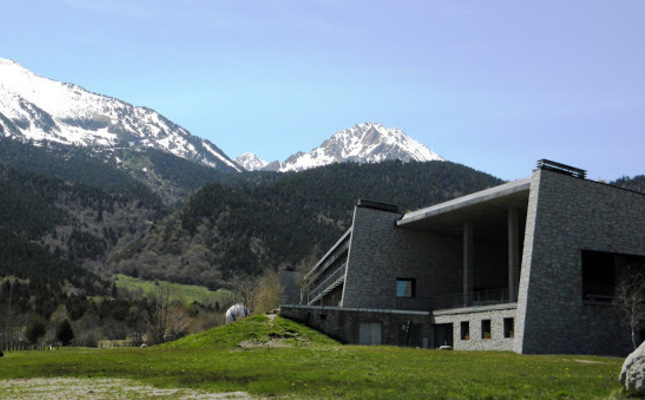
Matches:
[[113, 273, 231, 304], [0, 316, 629, 399]]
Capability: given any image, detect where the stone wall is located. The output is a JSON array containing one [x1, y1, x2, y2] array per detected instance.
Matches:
[[341, 205, 462, 311], [433, 304, 517, 351], [281, 305, 431, 347], [515, 169, 645, 355]]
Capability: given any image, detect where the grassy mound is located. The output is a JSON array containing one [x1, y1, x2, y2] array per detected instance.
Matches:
[[161, 314, 338, 350]]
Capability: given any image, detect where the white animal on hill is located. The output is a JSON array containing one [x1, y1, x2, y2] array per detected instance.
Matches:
[[225, 303, 250, 324]]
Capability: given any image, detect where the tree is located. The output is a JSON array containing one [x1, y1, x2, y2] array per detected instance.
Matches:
[[293, 246, 321, 304], [614, 263, 645, 349], [56, 319, 74, 346], [253, 269, 282, 314], [25, 316, 47, 345], [147, 282, 176, 344], [229, 273, 258, 312]]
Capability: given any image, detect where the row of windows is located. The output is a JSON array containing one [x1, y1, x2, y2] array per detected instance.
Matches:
[[460, 318, 514, 340]]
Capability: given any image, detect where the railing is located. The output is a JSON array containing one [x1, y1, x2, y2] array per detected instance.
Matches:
[[430, 287, 513, 310], [308, 262, 347, 304]]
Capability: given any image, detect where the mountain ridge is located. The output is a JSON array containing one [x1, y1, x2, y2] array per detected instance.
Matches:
[[0, 57, 241, 173], [237, 122, 444, 172]]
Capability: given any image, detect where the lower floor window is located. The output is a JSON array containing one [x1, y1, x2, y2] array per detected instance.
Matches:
[[460, 321, 470, 340], [504, 318, 514, 338], [481, 319, 491, 339]]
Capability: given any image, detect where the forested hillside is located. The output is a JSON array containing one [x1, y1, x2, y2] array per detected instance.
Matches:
[[108, 160, 504, 287], [611, 174, 645, 193], [0, 137, 229, 206], [0, 164, 162, 272]]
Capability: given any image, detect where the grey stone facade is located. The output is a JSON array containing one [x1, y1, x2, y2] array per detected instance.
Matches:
[[514, 169, 644, 355], [341, 205, 462, 311], [282, 162, 645, 356]]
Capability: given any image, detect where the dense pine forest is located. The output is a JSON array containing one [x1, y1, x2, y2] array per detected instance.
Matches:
[[109, 160, 505, 286]]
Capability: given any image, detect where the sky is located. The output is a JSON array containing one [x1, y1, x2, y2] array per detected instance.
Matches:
[[1, 0, 644, 181]]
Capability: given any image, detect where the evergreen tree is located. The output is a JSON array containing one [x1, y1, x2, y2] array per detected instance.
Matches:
[[25, 316, 47, 344], [55, 319, 74, 346]]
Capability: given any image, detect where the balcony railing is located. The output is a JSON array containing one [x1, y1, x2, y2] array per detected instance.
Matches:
[[307, 262, 347, 304], [430, 287, 513, 310]]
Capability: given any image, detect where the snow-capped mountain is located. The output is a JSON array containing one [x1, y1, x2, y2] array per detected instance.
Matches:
[[235, 152, 269, 171], [278, 122, 444, 172], [0, 57, 241, 172]]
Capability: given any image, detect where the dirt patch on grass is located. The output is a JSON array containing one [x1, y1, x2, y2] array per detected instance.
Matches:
[[0, 378, 259, 399]]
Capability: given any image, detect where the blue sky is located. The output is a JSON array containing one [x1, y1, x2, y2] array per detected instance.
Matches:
[[1, 0, 643, 181]]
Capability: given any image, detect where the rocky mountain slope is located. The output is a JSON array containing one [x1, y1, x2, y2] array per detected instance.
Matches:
[[0, 57, 240, 174], [235, 152, 269, 172], [282, 122, 443, 172], [237, 123, 444, 172]]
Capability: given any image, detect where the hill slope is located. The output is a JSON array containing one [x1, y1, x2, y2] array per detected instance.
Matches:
[[162, 314, 337, 349], [108, 160, 503, 286], [0, 161, 164, 272]]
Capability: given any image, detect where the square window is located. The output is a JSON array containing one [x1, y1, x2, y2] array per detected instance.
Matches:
[[481, 319, 491, 339], [396, 278, 416, 298]]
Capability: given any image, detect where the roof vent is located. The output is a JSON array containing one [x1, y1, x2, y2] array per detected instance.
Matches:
[[536, 159, 586, 179], [357, 199, 400, 213]]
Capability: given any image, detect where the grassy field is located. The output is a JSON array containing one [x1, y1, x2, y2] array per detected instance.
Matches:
[[0, 315, 631, 399], [114, 273, 232, 304]]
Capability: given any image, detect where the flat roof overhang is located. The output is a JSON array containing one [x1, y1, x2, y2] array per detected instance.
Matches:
[[396, 177, 531, 232]]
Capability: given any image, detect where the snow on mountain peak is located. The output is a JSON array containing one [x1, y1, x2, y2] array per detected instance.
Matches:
[[0, 57, 240, 172], [235, 152, 269, 171], [278, 122, 444, 172]]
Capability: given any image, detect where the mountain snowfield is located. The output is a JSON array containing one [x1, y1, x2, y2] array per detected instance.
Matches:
[[0, 57, 241, 172], [238, 123, 444, 172], [1, 57, 443, 175], [235, 152, 269, 171]]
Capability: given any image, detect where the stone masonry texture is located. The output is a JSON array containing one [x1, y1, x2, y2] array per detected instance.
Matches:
[[515, 169, 644, 355]]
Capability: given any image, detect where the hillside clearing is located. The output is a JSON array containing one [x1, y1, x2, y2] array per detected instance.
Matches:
[[114, 274, 231, 304]]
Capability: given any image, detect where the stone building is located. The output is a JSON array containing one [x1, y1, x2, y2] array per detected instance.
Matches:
[[280, 160, 645, 355]]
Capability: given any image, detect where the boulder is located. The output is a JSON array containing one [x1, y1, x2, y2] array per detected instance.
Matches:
[[620, 340, 645, 394]]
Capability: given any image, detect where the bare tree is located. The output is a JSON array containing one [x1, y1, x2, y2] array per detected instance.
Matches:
[[166, 303, 192, 340], [229, 273, 258, 312], [614, 263, 645, 349], [147, 282, 175, 344], [253, 269, 282, 314], [293, 245, 320, 304]]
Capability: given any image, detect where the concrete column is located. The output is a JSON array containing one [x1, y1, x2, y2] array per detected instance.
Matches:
[[508, 208, 520, 302], [463, 221, 474, 306]]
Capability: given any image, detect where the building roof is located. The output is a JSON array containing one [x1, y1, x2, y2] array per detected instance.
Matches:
[[396, 177, 532, 232]]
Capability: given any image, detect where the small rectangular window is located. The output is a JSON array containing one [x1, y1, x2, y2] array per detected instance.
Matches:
[[396, 278, 416, 298], [460, 321, 470, 340], [481, 319, 491, 339], [504, 318, 514, 338]]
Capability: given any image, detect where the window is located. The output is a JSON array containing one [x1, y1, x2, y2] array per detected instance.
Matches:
[[396, 278, 416, 298], [582, 250, 645, 302], [460, 321, 470, 340], [481, 319, 491, 339], [504, 318, 514, 338]]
